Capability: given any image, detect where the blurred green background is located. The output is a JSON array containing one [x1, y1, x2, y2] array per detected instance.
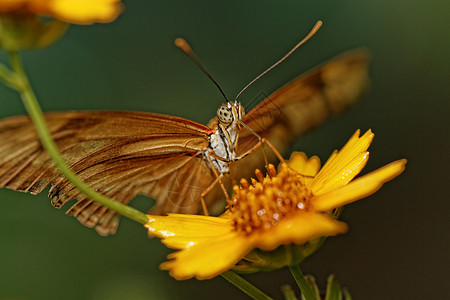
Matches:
[[0, 1, 448, 299]]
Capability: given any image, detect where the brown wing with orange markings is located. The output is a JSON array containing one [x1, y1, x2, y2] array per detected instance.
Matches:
[[0, 111, 219, 235], [231, 49, 370, 179]]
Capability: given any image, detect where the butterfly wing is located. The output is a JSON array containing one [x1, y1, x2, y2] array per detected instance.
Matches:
[[0, 49, 370, 235], [0, 111, 219, 235], [232, 49, 370, 176]]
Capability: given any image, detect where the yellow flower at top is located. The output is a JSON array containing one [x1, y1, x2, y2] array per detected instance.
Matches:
[[145, 130, 407, 280], [0, 0, 122, 24]]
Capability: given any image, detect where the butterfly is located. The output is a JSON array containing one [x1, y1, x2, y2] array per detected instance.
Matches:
[[0, 28, 369, 236]]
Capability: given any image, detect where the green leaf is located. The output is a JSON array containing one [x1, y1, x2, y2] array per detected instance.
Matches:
[[281, 284, 298, 300], [325, 274, 342, 300]]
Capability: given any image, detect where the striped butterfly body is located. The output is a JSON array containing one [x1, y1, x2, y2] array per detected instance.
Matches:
[[0, 48, 369, 236]]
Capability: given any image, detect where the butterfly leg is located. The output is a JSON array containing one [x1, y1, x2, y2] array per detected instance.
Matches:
[[237, 119, 286, 164], [234, 137, 285, 164], [202, 154, 230, 216], [260, 138, 285, 163], [199, 176, 222, 216]]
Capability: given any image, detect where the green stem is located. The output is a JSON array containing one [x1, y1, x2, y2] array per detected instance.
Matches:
[[0, 62, 20, 89], [289, 264, 317, 300], [7, 51, 148, 225], [221, 271, 273, 300]]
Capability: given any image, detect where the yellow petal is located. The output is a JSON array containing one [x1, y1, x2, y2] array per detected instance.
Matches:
[[287, 152, 321, 177], [50, 0, 122, 24], [160, 232, 251, 280], [320, 149, 339, 172], [253, 212, 348, 251], [145, 214, 232, 249], [313, 159, 407, 211], [310, 130, 373, 192], [311, 151, 370, 195], [0, 0, 122, 24]]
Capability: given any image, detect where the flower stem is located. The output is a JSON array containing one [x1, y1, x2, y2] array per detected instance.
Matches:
[[289, 264, 318, 300], [221, 271, 273, 300], [0, 63, 21, 89], [7, 51, 148, 225]]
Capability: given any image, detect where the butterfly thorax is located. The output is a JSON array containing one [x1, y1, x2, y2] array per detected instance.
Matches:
[[205, 102, 245, 174]]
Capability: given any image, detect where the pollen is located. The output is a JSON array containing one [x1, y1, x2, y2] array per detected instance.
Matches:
[[228, 163, 313, 234]]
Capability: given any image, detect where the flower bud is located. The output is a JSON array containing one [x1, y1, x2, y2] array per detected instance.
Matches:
[[232, 237, 326, 274]]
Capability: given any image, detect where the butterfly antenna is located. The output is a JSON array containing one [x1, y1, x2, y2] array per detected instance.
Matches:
[[234, 20, 323, 102], [175, 38, 230, 102]]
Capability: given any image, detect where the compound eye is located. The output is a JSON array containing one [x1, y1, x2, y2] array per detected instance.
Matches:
[[217, 105, 233, 124]]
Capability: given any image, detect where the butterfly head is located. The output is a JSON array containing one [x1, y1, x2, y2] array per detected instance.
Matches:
[[217, 102, 245, 127]]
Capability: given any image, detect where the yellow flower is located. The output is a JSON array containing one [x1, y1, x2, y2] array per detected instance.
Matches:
[[145, 130, 406, 280], [0, 0, 122, 24], [0, 0, 122, 50]]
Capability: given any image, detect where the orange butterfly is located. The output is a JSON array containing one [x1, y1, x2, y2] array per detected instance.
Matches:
[[0, 25, 369, 236]]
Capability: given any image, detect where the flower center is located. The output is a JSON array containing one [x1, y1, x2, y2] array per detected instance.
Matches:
[[227, 163, 312, 234]]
